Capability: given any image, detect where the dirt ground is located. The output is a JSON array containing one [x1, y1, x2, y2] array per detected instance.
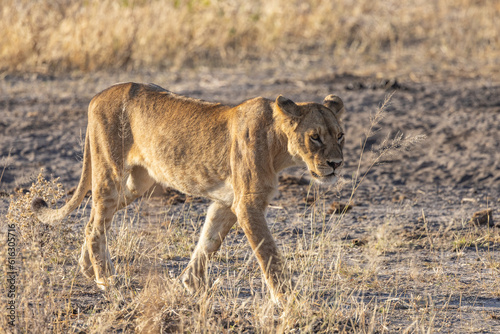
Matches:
[[1, 68, 499, 332]]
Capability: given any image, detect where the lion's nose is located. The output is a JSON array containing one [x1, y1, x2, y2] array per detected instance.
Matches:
[[327, 160, 342, 170]]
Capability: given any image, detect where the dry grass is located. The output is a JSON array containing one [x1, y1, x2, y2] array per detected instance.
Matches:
[[2, 175, 379, 332], [1, 0, 499, 78]]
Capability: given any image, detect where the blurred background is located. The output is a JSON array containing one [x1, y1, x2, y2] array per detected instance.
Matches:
[[1, 0, 499, 79]]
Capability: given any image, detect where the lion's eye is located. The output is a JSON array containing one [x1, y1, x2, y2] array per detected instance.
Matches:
[[310, 134, 321, 144], [337, 132, 344, 142]]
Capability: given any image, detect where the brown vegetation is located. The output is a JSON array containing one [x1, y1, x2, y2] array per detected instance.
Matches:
[[1, 0, 499, 77]]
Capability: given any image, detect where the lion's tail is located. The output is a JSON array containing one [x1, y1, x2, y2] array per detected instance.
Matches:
[[32, 128, 92, 224]]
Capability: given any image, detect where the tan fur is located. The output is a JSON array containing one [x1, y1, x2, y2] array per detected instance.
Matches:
[[32, 82, 345, 301]]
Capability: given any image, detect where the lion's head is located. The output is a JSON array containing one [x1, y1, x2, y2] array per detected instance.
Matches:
[[276, 94, 345, 184]]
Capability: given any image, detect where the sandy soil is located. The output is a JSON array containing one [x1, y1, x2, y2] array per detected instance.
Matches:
[[1, 68, 499, 332]]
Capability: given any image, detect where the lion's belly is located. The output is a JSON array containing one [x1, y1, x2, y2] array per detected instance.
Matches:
[[142, 159, 234, 206]]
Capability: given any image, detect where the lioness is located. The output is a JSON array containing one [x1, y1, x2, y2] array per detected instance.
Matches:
[[32, 83, 345, 301]]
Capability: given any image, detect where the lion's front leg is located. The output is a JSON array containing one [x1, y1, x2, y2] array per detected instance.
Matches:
[[233, 202, 290, 303], [181, 202, 237, 293]]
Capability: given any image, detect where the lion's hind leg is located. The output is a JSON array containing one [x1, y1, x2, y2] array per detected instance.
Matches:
[[79, 209, 96, 279], [83, 183, 119, 290], [81, 165, 154, 290]]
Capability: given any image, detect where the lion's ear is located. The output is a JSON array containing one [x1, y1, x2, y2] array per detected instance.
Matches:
[[276, 95, 302, 118], [323, 95, 345, 119]]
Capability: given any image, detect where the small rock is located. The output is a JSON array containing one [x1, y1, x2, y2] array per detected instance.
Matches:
[[292, 227, 304, 236], [461, 198, 476, 204], [327, 201, 354, 214], [351, 238, 366, 247], [469, 209, 494, 226], [392, 194, 406, 203]]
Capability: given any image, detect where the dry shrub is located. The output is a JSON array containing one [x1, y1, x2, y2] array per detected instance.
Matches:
[[1, 0, 499, 77], [6, 171, 70, 258], [348, 92, 426, 204], [132, 277, 196, 333]]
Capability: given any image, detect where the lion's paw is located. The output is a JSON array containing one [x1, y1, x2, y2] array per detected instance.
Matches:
[[180, 266, 211, 293]]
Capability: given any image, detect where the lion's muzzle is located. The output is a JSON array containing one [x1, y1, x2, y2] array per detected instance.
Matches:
[[327, 159, 343, 171]]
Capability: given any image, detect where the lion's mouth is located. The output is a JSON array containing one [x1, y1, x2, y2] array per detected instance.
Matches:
[[310, 171, 335, 179]]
